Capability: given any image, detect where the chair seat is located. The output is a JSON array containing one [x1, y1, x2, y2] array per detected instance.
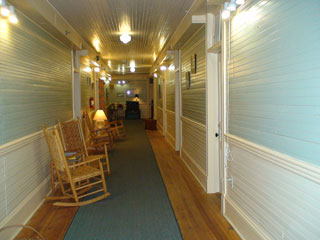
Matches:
[[61, 165, 101, 182]]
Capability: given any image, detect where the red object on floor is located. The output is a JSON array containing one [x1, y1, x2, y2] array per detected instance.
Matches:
[[145, 119, 157, 130]]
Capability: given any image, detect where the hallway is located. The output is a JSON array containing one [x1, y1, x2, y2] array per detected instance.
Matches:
[[16, 120, 239, 240], [1, 0, 320, 239]]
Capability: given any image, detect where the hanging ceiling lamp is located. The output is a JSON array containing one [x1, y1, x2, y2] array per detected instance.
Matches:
[[0, 0, 10, 17], [120, 33, 131, 44], [8, 6, 18, 24]]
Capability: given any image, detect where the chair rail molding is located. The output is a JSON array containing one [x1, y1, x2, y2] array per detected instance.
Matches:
[[225, 134, 320, 184]]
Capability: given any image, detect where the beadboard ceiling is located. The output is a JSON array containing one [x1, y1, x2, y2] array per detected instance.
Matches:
[[48, 0, 195, 73]]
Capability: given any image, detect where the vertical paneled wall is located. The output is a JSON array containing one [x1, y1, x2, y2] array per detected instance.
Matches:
[[0, 11, 72, 145], [180, 26, 207, 189], [181, 26, 206, 125], [225, 0, 320, 239], [228, 0, 320, 166], [0, 9, 72, 229]]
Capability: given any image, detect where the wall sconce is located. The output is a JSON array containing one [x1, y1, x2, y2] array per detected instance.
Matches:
[[160, 65, 167, 71]]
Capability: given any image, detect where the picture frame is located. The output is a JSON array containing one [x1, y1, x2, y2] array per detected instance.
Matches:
[[117, 92, 124, 98], [186, 71, 191, 89], [191, 53, 197, 74]]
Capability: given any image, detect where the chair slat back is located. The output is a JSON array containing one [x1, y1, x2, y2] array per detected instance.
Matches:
[[58, 119, 87, 154], [43, 126, 67, 172], [84, 112, 94, 132]]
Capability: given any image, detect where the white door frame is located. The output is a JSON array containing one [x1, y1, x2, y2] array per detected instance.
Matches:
[[72, 50, 81, 119], [174, 50, 182, 151]]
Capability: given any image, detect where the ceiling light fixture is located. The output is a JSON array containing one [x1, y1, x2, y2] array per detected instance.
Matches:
[[120, 33, 131, 44], [227, 2, 237, 11], [8, 6, 18, 24], [235, 0, 245, 5], [83, 67, 92, 73], [130, 67, 135, 73], [0, 0, 10, 17], [94, 67, 100, 73], [160, 66, 167, 71], [153, 73, 158, 78]]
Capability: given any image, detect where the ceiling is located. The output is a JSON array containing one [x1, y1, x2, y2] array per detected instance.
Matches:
[[48, 0, 195, 74]]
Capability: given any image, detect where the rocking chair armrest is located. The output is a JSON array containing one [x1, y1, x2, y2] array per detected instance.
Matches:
[[68, 157, 101, 168], [90, 142, 107, 147], [93, 135, 110, 140], [91, 127, 110, 133]]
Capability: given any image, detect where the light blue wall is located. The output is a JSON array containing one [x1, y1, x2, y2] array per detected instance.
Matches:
[[0, 10, 72, 145], [228, 0, 320, 165]]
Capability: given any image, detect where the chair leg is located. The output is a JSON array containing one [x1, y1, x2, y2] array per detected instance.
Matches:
[[104, 145, 111, 175], [50, 161, 56, 193], [99, 161, 108, 193]]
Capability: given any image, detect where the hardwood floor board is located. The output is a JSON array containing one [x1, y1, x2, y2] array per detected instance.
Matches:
[[147, 130, 241, 240], [14, 193, 78, 240]]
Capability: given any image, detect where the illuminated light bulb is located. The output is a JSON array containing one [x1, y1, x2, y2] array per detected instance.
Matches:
[[122, 80, 126, 84], [169, 65, 175, 71], [153, 73, 158, 78], [222, 10, 230, 20], [9, 15, 18, 24], [236, 0, 245, 5], [130, 67, 135, 73], [227, 3, 237, 11], [94, 67, 100, 73], [108, 76, 112, 81], [127, 90, 131, 95], [120, 33, 131, 44], [1, 7, 9, 17], [160, 65, 167, 71], [83, 67, 92, 73], [117, 81, 121, 84], [8, 6, 18, 24]]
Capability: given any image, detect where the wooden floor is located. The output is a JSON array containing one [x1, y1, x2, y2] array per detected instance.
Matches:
[[16, 129, 240, 240], [147, 130, 240, 240]]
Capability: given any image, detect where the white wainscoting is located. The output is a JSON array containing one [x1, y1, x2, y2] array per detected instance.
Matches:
[[224, 134, 320, 240], [157, 107, 164, 134], [0, 130, 52, 240], [181, 116, 207, 191], [165, 110, 176, 150]]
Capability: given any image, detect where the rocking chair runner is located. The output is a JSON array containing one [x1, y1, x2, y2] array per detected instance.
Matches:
[[42, 125, 110, 207], [58, 118, 111, 175], [83, 112, 115, 150]]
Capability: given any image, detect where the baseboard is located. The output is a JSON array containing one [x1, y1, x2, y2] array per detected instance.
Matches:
[[181, 149, 207, 191], [224, 197, 269, 240], [0, 176, 51, 240]]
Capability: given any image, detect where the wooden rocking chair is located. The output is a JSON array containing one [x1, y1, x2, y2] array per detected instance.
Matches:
[[83, 112, 115, 150], [42, 125, 110, 207], [58, 118, 111, 175]]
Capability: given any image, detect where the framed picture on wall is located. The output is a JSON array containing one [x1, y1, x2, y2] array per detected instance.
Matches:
[[186, 71, 191, 89], [191, 54, 197, 74], [117, 92, 124, 98]]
